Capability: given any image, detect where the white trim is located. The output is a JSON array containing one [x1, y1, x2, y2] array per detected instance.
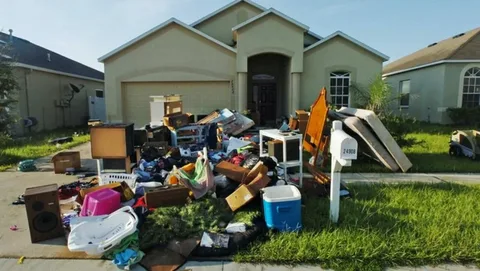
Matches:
[[384, 60, 480, 77], [329, 71, 351, 108], [232, 8, 309, 31], [304, 31, 389, 61], [189, 0, 324, 39], [14, 63, 104, 82], [457, 64, 480, 108], [98, 18, 236, 62], [307, 30, 323, 40], [190, 0, 266, 27]]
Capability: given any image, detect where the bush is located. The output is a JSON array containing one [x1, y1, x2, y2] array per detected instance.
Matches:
[[446, 107, 480, 126], [379, 113, 417, 147], [0, 133, 13, 148]]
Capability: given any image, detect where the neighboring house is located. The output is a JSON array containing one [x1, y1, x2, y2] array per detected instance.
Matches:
[[383, 27, 480, 124], [0, 30, 104, 136], [99, 0, 389, 127]]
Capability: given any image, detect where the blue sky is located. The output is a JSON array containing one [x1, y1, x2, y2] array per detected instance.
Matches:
[[1, 0, 479, 72]]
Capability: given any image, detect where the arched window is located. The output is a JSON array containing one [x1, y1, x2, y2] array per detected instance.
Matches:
[[462, 67, 480, 108], [330, 71, 350, 107]]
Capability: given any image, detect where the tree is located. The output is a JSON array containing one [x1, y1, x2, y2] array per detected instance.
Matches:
[[349, 74, 399, 116], [349, 73, 417, 147], [0, 43, 18, 134]]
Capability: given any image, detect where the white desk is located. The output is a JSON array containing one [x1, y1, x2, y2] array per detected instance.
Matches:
[[259, 129, 303, 187]]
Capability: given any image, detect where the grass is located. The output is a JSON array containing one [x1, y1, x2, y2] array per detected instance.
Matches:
[[320, 122, 480, 173], [0, 128, 90, 171], [235, 182, 480, 270]]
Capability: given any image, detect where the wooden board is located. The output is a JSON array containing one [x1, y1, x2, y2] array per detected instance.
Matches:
[[90, 127, 127, 158], [302, 88, 330, 167], [337, 107, 412, 172]]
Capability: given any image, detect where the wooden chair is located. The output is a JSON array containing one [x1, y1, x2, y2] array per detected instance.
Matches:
[[302, 87, 331, 184]]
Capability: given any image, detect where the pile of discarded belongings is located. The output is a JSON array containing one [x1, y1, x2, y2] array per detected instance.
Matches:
[[19, 90, 414, 270]]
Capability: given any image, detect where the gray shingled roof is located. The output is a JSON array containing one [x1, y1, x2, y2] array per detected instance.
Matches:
[[383, 27, 480, 75], [0, 31, 103, 80]]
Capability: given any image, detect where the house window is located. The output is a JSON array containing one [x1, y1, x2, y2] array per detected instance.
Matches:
[[330, 71, 350, 107], [399, 80, 410, 108], [462, 67, 480, 108]]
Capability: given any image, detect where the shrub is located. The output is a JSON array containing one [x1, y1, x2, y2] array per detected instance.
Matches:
[[446, 107, 480, 127], [380, 113, 417, 147], [0, 133, 13, 148]]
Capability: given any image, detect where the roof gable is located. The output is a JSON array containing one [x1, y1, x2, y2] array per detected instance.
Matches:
[[190, 0, 321, 42], [0, 32, 103, 81], [383, 27, 480, 75], [190, 0, 265, 27], [98, 18, 236, 62], [232, 8, 309, 32], [304, 31, 389, 61]]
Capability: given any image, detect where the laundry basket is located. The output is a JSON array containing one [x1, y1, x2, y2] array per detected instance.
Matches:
[[68, 206, 138, 255], [99, 173, 137, 190]]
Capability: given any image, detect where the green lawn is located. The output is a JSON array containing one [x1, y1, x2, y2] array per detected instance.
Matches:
[[0, 128, 90, 172], [332, 123, 480, 173], [235, 182, 480, 271]]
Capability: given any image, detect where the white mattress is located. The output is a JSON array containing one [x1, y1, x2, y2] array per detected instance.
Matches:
[[337, 108, 413, 173], [329, 111, 399, 171]]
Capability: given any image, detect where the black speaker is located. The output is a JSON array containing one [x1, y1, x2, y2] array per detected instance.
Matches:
[[24, 184, 64, 243]]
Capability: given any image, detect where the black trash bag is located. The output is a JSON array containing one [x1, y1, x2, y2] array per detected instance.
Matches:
[[259, 156, 277, 171], [241, 154, 260, 169], [152, 173, 166, 184], [191, 217, 268, 257], [134, 206, 151, 230], [215, 178, 240, 199], [141, 146, 164, 162]]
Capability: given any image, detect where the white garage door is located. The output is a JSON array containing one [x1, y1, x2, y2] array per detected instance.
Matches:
[[123, 81, 232, 127]]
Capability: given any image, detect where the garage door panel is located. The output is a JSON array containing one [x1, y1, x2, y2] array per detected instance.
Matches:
[[123, 81, 231, 127]]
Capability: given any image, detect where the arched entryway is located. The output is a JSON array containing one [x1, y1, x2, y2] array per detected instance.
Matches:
[[247, 53, 291, 126]]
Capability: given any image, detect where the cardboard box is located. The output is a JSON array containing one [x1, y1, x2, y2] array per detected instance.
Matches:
[[295, 110, 309, 121], [288, 117, 298, 130], [144, 185, 190, 208], [163, 113, 192, 129], [243, 161, 268, 185], [51, 151, 81, 174], [226, 185, 256, 212], [76, 181, 134, 205], [247, 173, 271, 194], [214, 161, 250, 183], [298, 121, 308, 136]]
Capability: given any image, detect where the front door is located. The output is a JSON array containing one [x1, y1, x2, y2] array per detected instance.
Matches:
[[253, 83, 276, 126]]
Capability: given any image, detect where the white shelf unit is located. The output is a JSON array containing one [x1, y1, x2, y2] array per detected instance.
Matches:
[[259, 129, 303, 187]]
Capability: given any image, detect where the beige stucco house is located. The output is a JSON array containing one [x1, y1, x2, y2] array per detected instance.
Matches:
[[99, 0, 389, 127], [383, 27, 480, 124], [1, 30, 104, 136]]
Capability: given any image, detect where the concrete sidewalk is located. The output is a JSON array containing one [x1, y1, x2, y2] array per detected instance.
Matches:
[[306, 172, 480, 184], [1, 259, 479, 271]]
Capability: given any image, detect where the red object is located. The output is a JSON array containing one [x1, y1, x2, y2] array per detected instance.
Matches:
[[132, 196, 155, 212], [228, 154, 245, 166], [10, 225, 18, 231]]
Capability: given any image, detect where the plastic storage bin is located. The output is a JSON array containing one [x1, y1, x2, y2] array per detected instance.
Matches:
[[262, 185, 302, 232], [80, 188, 121, 217]]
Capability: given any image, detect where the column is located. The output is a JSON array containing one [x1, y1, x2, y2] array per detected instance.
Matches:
[[291, 72, 301, 113], [237, 72, 248, 113]]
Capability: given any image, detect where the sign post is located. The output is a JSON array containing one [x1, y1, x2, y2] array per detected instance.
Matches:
[[329, 120, 358, 223]]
